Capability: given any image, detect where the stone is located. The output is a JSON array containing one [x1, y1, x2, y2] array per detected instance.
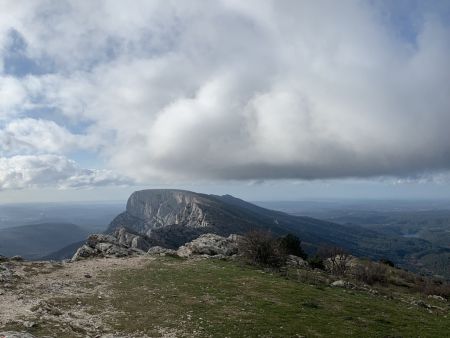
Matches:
[[147, 246, 177, 255], [71, 245, 96, 262], [72, 227, 147, 261], [177, 233, 239, 258], [428, 295, 446, 302], [0, 333, 37, 338], [331, 280, 346, 287], [10, 256, 24, 262], [286, 255, 309, 268], [87, 234, 118, 248]]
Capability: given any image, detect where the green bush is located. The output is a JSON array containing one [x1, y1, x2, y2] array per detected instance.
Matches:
[[279, 234, 307, 259], [379, 258, 395, 267], [307, 255, 325, 270]]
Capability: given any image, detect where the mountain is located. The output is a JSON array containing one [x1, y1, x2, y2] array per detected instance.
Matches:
[[42, 239, 86, 261], [0, 223, 89, 260], [107, 189, 433, 266]]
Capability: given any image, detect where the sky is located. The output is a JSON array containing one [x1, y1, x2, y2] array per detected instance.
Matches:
[[0, 0, 450, 203]]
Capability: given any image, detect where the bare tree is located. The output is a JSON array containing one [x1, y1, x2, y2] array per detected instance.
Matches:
[[318, 246, 352, 276], [238, 230, 287, 268]]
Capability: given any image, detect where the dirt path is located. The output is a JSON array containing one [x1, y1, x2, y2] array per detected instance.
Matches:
[[0, 256, 155, 337]]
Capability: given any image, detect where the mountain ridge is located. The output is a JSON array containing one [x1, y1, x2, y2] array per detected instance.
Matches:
[[106, 189, 433, 267]]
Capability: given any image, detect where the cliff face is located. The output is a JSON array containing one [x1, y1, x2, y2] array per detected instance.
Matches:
[[125, 189, 211, 229], [107, 190, 226, 247]]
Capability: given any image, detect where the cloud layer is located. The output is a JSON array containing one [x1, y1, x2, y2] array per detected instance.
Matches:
[[0, 155, 131, 190], [0, 1, 450, 189]]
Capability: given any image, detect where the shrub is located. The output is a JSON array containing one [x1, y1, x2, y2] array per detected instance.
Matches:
[[307, 255, 325, 270], [379, 258, 395, 267], [415, 277, 450, 299], [278, 234, 307, 259], [318, 246, 352, 276], [353, 261, 388, 285], [238, 230, 287, 268]]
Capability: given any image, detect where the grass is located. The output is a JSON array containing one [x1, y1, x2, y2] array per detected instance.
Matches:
[[4, 256, 448, 337], [93, 257, 450, 337]]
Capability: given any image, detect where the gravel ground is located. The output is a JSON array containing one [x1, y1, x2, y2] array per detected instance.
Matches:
[[0, 256, 155, 337]]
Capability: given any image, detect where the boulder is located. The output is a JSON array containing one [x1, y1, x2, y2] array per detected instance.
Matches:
[[71, 227, 150, 261], [331, 280, 346, 287], [286, 255, 309, 268], [115, 227, 152, 251], [10, 256, 24, 262], [71, 245, 96, 261], [87, 234, 118, 248], [177, 233, 239, 258], [428, 295, 446, 302], [147, 246, 177, 255]]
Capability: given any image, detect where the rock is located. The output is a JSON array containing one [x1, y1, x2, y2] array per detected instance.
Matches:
[[286, 255, 309, 268], [0, 333, 37, 338], [147, 246, 177, 255], [413, 300, 432, 309], [87, 234, 118, 248], [0, 255, 8, 262], [0, 265, 16, 283], [428, 295, 446, 302], [330, 280, 354, 289], [72, 228, 147, 261], [106, 190, 262, 249], [10, 256, 24, 262], [22, 321, 37, 329], [177, 233, 239, 258], [71, 245, 96, 262]]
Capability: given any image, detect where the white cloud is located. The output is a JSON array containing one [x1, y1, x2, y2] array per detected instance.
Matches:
[[0, 1, 449, 187], [0, 155, 132, 190], [0, 118, 105, 155], [0, 76, 28, 118]]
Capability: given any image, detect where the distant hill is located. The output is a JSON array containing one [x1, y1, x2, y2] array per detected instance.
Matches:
[[0, 223, 89, 260], [42, 239, 86, 261], [107, 189, 434, 269]]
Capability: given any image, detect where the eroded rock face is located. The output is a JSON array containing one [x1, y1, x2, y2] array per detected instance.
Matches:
[[177, 233, 239, 258], [108, 190, 216, 240], [126, 190, 211, 229]]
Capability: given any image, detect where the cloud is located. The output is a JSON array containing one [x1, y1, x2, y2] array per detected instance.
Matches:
[[0, 0, 449, 186], [0, 155, 133, 190], [0, 118, 100, 155]]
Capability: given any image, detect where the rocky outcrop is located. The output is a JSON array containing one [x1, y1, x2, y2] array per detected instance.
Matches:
[[71, 227, 151, 261], [72, 228, 241, 261], [177, 233, 239, 258]]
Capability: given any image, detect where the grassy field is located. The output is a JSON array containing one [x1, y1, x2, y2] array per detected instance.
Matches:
[[5, 256, 449, 337], [90, 257, 449, 337]]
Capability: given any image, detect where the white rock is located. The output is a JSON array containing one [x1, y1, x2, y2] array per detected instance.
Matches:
[[177, 233, 238, 258]]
